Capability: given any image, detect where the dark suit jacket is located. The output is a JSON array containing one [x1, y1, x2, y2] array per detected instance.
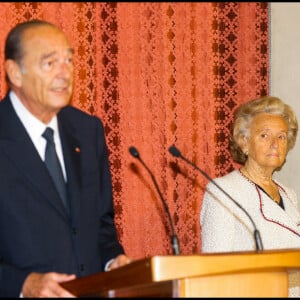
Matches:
[[0, 93, 124, 297]]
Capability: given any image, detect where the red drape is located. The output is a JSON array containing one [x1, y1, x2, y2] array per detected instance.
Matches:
[[0, 2, 268, 258]]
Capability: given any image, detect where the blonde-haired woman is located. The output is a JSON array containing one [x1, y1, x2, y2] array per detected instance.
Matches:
[[200, 96, 300, 297]]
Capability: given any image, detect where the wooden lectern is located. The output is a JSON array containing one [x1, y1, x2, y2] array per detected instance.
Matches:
[[61, 248, 300, 297]]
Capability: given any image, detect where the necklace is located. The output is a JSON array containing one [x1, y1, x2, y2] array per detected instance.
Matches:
[[239, 168, 281, 204]]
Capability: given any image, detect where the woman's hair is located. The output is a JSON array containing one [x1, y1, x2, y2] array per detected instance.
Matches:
[[229, 96, 298, 164]]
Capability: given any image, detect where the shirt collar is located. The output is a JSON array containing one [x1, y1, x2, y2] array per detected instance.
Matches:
[[9, 90, 59, 140]]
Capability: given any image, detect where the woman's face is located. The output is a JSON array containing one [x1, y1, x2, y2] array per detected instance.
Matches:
[[245, 113, 288, 171]]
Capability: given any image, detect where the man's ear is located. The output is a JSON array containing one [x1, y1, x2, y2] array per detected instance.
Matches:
[[5, 59, 22, 87]]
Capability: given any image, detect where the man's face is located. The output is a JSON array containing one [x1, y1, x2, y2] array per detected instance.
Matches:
[[14, 25, 74, 123]]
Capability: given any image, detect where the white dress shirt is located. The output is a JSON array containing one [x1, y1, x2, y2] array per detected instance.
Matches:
[[9, 91, 67, 181]]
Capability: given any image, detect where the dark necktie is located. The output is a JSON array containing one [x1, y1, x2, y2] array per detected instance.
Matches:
[[42, 127, 69, 213]]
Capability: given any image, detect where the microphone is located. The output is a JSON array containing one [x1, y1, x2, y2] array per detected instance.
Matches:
[[129, 146, 180, 255], [168, 145, 263, 252]]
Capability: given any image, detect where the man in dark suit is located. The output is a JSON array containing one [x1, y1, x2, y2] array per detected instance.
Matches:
[[0, 19, 131, 297]]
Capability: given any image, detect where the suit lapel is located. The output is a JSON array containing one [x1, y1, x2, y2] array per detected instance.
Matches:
[[0, 96, 70, 220], [58, 114, 82, 223], [260, 190, 300, 235]]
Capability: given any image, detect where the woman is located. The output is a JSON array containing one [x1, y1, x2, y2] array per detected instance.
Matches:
[[200, 96, 300, 297]]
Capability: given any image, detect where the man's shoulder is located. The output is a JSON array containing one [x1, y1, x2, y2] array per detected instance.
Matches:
[[58, 105, 104, 135], [60, 105, 101, 123], [0, 93, 11, 107]]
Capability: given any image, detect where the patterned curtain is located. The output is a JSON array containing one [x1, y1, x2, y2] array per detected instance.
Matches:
[[0, 2, 268, 259]]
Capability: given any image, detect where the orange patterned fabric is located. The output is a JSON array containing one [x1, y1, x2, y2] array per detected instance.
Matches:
[[0, 2, 268, 258]]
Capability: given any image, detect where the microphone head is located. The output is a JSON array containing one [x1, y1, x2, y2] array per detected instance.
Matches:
[[168, 145, 181, 158], [129, 146, 139, 158]]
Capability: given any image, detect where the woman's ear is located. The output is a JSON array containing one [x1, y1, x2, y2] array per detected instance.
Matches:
[[5, 59, 22, 87], [239, 135, 249, 154]]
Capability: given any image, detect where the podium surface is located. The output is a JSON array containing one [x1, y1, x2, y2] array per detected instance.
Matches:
[[61, 248, 300, 297]]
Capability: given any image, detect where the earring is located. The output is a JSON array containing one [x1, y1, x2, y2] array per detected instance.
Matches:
[[244, 150, 248, 156]]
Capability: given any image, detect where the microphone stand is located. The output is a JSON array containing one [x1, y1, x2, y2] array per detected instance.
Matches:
[[129, 146, 180, 255], [169, 145, 263, 252]]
